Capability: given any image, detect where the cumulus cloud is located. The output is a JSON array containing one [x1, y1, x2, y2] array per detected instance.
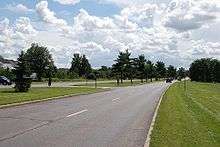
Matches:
[[99, 0, 152, 7], [53, 0, 80, 5], [164, 0, 220, 32], [0, 17, 37, 59], [73, 9, 116, 31], [1, 0, 220, 68], [4, 4, 33, 13], [36, 1, 71, 33]]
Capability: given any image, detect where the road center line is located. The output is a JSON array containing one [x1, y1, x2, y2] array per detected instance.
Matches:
[[66, 109, 88, 118], [112, 98, 120, 102]]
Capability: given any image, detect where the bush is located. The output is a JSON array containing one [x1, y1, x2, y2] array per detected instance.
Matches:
[[14, 77, 32, 92]]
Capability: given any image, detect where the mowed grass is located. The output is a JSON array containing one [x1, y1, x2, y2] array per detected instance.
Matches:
[[0, 87, 102, 106], [150, 81, 220, 147], [73, 79, 161, 87]]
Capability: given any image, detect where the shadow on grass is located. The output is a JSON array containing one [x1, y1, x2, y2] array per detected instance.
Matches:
[[0, 90, 28, 93]]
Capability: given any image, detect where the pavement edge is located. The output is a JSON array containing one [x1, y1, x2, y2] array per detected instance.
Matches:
[[144, 83, 173, 147], [0, 88, 109, 109]]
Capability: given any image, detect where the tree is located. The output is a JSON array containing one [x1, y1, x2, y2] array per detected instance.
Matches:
[[70, 54, 91, 78], [211, 59, 220, 83], [189, 58, 220, 82], [114, 50, 132, 83], [112, 63, 121, 85], [167, 65, 177, 79], [0, 67, 15, 80], [177, 67, 186, 80], [98, 66, 111, 79], [127, 58, 136, 84], [25, 43, 55, 81], [155, 61, 166, 80], [81, 55, 92, 77], [14, 51, 31, 92], [136, 55, 146, 83], [70, 54, 81, 76], [146, 60, 154, 82]]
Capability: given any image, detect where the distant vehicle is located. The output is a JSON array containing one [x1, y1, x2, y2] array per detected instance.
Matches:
[[0, 76, 12, 85], [166, 78, 173, 83]]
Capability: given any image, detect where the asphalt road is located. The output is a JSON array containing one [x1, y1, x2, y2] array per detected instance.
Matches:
[[0, 82, 170, 147]]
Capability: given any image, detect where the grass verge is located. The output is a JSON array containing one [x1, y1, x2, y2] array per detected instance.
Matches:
[[150, 81, 220, 147], [0, 87, 103, 106], [73, 79, 162, 87]]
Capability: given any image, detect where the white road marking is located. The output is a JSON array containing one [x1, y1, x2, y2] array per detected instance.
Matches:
[[112, 98, 120, 102], [66, 109, 88, 118]]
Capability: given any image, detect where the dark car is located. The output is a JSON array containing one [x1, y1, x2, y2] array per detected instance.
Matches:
[[166, 78, 173, 83], [0, 76, 12, 85]]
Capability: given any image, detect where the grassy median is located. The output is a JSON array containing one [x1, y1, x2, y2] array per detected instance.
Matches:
[[72, 79, 161, 87], [150, 81, 220, 147], [0, 87, 102, 106]]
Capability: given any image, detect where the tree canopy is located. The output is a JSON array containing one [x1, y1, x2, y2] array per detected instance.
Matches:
[[25, 43, 55, 81], [189, 58, 220, 82], [70, 54, 91, 78]]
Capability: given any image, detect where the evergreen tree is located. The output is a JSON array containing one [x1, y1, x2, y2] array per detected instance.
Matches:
[[14, 51, 31, 92], [115, 50, 131, 83], [70, 53, 81, 76], [167, 65, 177, 79], [146, 60, 154, 82], [136, 55, 146, 83], [177, 67, 186, 80], [155, 61, 166, 80]]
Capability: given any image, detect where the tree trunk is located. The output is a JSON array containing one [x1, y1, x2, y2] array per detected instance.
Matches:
[[151, 78, 153, 82], [117, 78, 119, 86], [141, 78, 143, 83], [131, 78, 133, 85], [120, 71, 123, 83]]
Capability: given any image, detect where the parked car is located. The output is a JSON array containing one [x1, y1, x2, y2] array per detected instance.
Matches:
[[166, 78, 173, 83], [0, 76, 12, 85]]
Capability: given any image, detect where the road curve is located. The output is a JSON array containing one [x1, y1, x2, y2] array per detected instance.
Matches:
[[0, 82, 170, 147]]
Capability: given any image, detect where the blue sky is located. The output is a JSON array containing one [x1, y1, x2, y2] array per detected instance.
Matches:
[[0, 0, 220, 68]]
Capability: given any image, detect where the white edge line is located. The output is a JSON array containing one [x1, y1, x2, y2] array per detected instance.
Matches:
[[66, 109, 88, 118], [144, 83, 173, 147]]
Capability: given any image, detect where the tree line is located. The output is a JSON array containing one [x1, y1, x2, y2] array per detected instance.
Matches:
[[1, 43, 219, 92], [189, 58, 220, 83]]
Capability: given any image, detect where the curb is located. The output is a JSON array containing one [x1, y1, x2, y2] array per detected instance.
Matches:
[[0, 88, 109, 109], [144, 83, 173, 147]]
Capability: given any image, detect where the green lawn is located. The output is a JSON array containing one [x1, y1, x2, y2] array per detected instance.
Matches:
[[150, 81, 220, 147], [73, 79, 161, 87], [0, 87, 102, 106]]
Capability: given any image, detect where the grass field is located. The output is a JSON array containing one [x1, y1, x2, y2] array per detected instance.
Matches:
[[150, 81, 220, 147], [72, 79, 161, 87], [0, 87, 102, 106]]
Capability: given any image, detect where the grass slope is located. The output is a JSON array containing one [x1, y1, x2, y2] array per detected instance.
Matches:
[[0, 87, 102, 106], [150, 81, 220, 147]]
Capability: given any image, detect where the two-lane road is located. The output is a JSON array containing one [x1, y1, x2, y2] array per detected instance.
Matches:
[[0, 82, 170, 147]]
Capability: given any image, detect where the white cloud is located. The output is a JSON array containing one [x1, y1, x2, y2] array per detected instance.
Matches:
[[100, 0, 153, 7], [15, 17, 37, 35], [0, 17, 38, 59], [73, 9, 116, 31], [5, 4, 33, 13], [1, 1, 220, 68], [36, 1, 71, 33], [53, 0, 80, 5], [163, 0, 220, 32]]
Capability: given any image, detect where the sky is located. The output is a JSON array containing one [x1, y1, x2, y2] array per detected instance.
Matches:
[[0, 0, 220, 68]]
